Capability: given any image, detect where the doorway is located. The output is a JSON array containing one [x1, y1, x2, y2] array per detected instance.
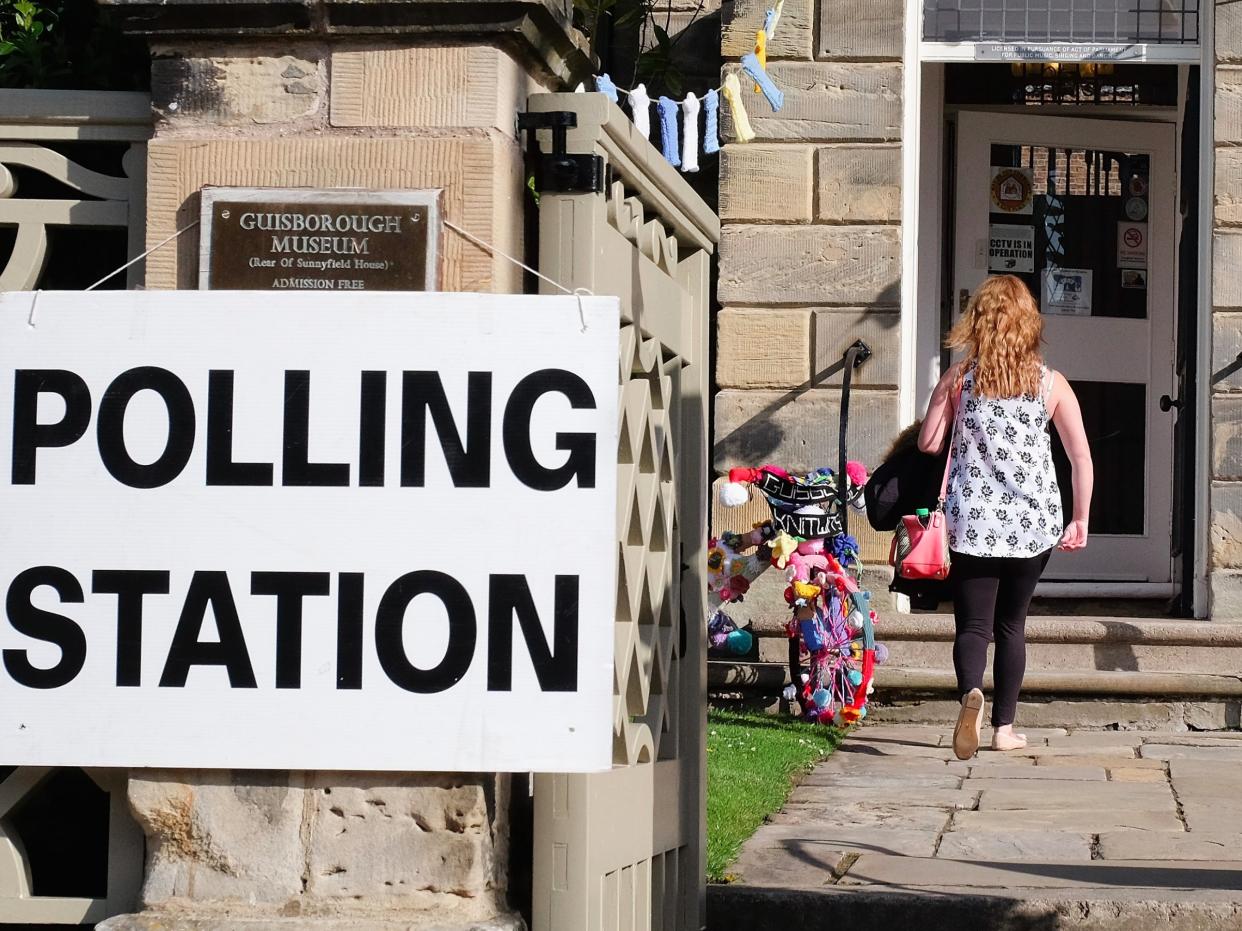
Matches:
[[953, 112, 1178, 586]]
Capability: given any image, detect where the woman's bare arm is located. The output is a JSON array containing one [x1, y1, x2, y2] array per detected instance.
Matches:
[[1048, 371, 1093, 551], [918, 364, 961, 455]]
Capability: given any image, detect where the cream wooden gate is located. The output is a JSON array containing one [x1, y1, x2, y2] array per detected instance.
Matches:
[[527, 93, 717, 931], [0, 88, 149, 924]]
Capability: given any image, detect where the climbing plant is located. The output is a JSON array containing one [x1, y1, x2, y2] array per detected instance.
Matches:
[[0, 0, 148, 90], [572, 0, 709, 97]]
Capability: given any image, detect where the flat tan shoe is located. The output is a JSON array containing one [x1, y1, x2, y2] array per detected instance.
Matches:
[[953, 688, 985, 760]]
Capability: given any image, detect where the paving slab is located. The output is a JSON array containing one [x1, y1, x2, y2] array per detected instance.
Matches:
[[1169, 758, 1242, 779], [840, 854, 1242, 891], [967, 764, 1107, 781], [1142, 744, 1242, 762], [1109, 767, 1170, 783], [768, 805, 952, 832], [796, 773, 964, 790], [961, 754, 1037, 767], [935, 830, 1094, 862], [741, 821, 943, 858], [1005, 744, 1143, 759], [951, 808, 1185, 833], [1098, 830, 1242, 861], [833, 742, 956, 760], [730, 843, 850, 888], [1036, 753, 1166, 769], [1182, 802, 1242, 834], [1170, 776, 1242, 800], [965, 778, 1115, 794], [1046, 732, 1146, 747], [787, 786, 977, 810], [1141, 733, 1242, 746], [977, 784, 1176, 812]]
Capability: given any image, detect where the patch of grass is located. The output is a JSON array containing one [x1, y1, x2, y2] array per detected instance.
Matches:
[[706, 707, 843, 883]]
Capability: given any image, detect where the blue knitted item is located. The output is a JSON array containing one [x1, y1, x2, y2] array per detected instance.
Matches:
[[741, 52, 784, 111], [657, 96, 681, 167], [703, 89, 720, 155], [594, 73, 619, 103]]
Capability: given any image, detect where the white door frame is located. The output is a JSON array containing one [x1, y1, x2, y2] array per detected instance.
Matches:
[[900, 1, 1214, 614]]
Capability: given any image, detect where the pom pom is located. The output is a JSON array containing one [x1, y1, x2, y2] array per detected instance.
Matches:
[[817, 708, 835, 725], [725, 628, 753, 655], [719, 481, 750, 507], [846, 460, 869, 486], [859, 706, 868, 719], [848, 669, 863, 687], [874, 643, 890, 665], [811, 687, 831, 708], [781, 684, 797, 701]]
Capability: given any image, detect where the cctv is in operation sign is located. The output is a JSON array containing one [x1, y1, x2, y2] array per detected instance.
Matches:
[[0, 291, 618, 772]]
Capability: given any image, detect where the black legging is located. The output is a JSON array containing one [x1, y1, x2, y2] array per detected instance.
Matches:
[[950, 549, 1052, 727]]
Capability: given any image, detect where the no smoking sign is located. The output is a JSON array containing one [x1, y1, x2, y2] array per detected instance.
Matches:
[[1118, 221, 1148, 269]]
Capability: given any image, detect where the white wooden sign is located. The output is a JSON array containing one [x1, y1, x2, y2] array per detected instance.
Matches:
[[0, 291, 619, 772]]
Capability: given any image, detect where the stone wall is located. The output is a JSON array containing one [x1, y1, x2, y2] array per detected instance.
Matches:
[[715, 0, 903, 561], [144, 41, 542, 293], [1215, 8, 1242, 617]]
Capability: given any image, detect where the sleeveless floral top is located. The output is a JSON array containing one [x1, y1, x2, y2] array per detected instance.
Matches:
[[944, 366, 1063, 558]]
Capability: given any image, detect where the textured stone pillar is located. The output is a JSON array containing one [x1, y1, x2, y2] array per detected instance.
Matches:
[[1213, 6, 1242, 618], [91, 3, 586, 926], [714, 0, 903, 564]]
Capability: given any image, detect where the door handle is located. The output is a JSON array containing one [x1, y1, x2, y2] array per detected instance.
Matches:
[[1159, 394, 1182, 412]]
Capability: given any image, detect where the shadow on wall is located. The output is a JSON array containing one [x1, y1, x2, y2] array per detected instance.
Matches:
[[713, 286, 902, 470]]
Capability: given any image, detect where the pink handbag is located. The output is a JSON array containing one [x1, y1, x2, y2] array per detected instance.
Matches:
[[889, 388, 960, 581]]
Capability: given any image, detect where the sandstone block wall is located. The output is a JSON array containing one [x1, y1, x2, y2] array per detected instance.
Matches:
[[715, 0, 903, 561], [144, 42, 542, 292], [1215, 24, 1242, 616], [116, 770, 513, 925]]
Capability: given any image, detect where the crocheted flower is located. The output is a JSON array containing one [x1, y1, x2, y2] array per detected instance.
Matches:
[[707, 547, 725, 575]]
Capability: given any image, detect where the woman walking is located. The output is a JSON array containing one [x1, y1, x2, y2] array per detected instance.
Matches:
[[918, 275, 1093, 760]]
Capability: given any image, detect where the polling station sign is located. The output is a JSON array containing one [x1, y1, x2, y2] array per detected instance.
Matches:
[[0, 291, 619, 772]]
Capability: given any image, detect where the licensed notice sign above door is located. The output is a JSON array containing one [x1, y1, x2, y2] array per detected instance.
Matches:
[[0, 291, 618, 772], [199, 187, 441, 291]]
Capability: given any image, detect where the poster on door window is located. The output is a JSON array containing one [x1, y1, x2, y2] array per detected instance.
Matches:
[[1121, 269, 1148, 289], [1041, 267, 1093, 315], [988, 224, 1035, 273], [1117, 222, 1148, 269], [990, 167, 1034, 215]]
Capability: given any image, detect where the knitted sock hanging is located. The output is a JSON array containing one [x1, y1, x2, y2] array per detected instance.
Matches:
[[594, 73, 619, 103], [680, 93, 700, 173], [721, 74, 756, 142], [703, 89, 721, 154], [741, 52, 784, 111], [657, 96, 681, 167], [628, 83, 652, 139]]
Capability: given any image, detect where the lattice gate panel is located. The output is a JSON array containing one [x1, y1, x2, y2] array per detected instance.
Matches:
[[530, 90, 714, 931]]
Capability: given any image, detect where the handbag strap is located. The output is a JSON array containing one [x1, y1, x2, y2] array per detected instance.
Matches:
[[937, 377, 965, 505]]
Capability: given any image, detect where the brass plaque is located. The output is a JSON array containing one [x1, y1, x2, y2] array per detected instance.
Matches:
[[200, 188, 440, 291]]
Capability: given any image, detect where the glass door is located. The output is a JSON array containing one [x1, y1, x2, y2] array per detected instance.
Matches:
[[954, 112, 1177, 585]]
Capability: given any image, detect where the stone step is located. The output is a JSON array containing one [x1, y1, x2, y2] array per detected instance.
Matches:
[[749, 613, 1242, 644], [710, 660, 1242, 697]]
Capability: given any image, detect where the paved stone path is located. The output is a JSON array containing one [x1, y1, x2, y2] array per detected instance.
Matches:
[[719, 724, 1242, 925]]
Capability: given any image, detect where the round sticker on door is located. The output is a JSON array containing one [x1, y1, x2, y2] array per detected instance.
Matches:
[[991, 167, 1034, 214], [1125, 196, 1149, 221], [1129, 174, 1149, 197]]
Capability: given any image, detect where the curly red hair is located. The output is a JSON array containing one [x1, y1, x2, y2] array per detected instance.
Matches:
[[947, 275, 1044, 399]]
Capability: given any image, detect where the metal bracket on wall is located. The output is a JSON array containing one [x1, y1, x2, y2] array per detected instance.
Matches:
[[517, 111, 606, 195]]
